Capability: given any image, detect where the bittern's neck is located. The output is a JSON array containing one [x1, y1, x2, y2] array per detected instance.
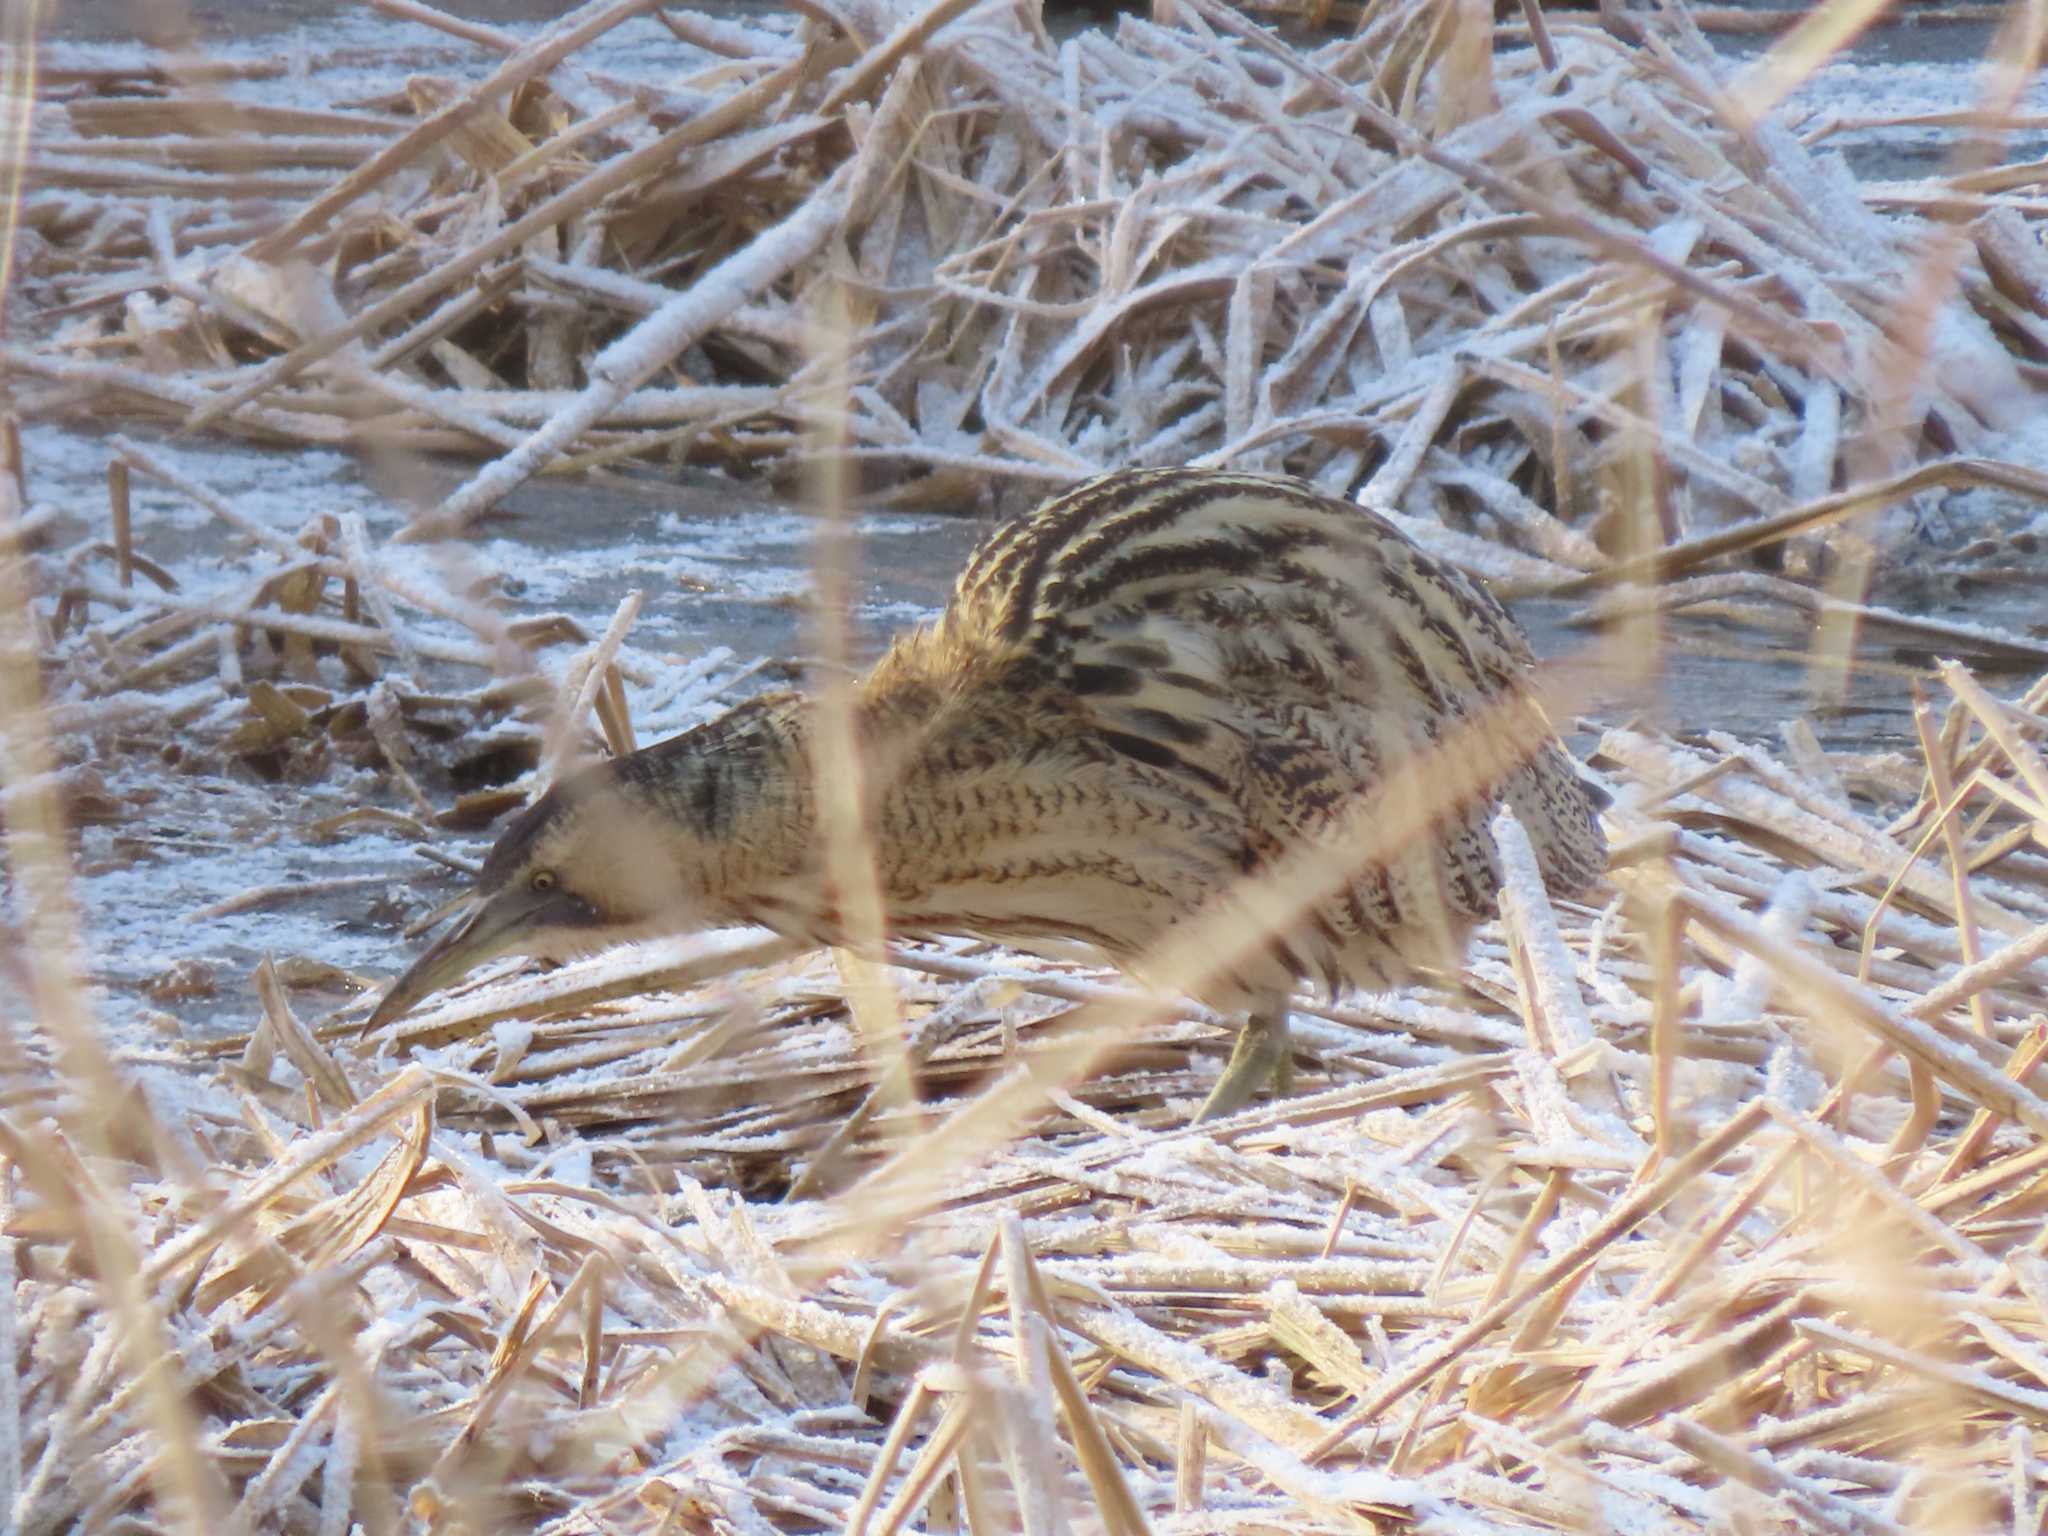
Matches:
[[630, 678, 953, 922], [633, 674, 1048, 943], [610, 690, 819, 929]]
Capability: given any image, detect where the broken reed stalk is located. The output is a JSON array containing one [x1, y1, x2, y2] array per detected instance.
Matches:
[[1, 417, 22, 508], [106, 457, 131, 589], [806, 273, 913, 1129], [1560, 458, 2048, 591], [543, 587, 642, 782]]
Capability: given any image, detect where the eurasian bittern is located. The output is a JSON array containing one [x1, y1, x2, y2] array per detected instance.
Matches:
[[366, 468, 1606, 1121]]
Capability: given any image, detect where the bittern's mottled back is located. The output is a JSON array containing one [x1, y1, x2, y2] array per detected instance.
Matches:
[[369, 469, 1607, 1118]]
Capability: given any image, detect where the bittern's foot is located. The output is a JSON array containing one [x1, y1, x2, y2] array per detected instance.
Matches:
[[1193, 1009, 1291, 1124]]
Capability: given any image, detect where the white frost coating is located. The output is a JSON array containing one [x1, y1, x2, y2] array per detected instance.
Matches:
[[1000, 1317, 1070, 1536], [524, 256, 802, 352], [317, 1388, 360, 1536], [1205, 1412, 1432, 1521], [1701, 869, 1816, 1027], [426, 165, 855, 534], [1925, 300, 2029, 436], [6, 346, 357, 445], [1664, 872, 2048, 1140], [1801, 1316, 2048, 1418], [1789, 378, 1840, 504], [1652, 818, 1961, 974], [1074, 1302, 1328, 1448], [1764, 1041, 1829, 1119], [1750, 120, 1892, 272], [1460, 1412, 1671, 1532], [344, 363, 527, 451], [489, 1016, 536, 1064], [1511, 1048, 1587, 1151], [1064, 1252, 1431, 1294], [536, 1139, 594, 1190], [1368, 506, 1585, 589], [1327, 991, 1524, 1049], [424, 384, 785, 427]]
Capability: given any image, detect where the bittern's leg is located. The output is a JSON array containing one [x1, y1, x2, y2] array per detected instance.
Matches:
[[1193, 1009, 1291, 1124]]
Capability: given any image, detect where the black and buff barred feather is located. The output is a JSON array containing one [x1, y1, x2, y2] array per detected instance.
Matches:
[[369, 468, 1607, 1117]]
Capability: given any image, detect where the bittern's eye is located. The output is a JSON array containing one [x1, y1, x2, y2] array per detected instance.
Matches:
[[530, 870, 557, 894]]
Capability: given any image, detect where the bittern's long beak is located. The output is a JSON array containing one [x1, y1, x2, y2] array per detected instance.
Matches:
[[363, 885, 554, 1034]]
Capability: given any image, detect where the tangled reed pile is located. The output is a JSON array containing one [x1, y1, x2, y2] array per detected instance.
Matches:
[[5, 0, 2048, 1530], [10, 0, 2048, 561]]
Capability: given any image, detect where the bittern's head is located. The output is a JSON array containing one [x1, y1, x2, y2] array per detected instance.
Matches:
[[364, 761, 706, 1032]]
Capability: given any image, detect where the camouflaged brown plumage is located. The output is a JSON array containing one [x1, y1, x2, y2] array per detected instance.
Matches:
[[367, 468, 1608, 1120]]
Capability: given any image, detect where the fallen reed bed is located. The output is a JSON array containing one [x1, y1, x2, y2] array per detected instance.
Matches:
[[10, 0, 2048, 560], [11, 562, 2048, 1530], [7, 0, 2048, 1531]]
